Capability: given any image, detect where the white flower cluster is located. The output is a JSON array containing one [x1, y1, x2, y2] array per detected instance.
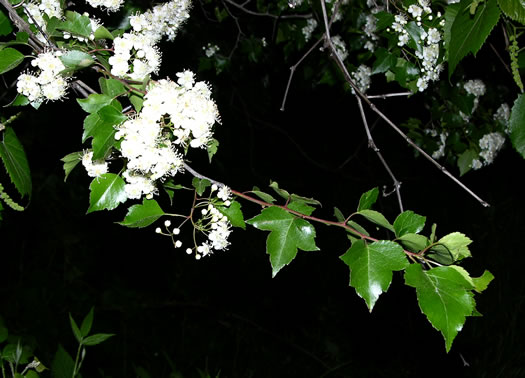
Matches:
[[188, 185, 233, 259], [302, 18, 318, 43], [288, 0, 303, 8], [17, 51, 68, 102], [25, 0, 62, 33], [363, 15, 378, 51], [351, 65, 372, 93], [331, 35, 348, 61], [464, 79, 486, 97], [494, 103, 511, 132], [85, 0, 124, 12], [114, 71, 219, 199], [388, 1, 445, 92], [203, 43, 220, 57], [82, 151, 109, 177], [471, 132, 506, 169], [431, 131, 448, 159], [109, 0, 191, 80]]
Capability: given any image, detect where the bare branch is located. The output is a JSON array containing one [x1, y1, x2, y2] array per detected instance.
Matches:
[[319, 0, 490, 207], [223, 0, 312, 19]]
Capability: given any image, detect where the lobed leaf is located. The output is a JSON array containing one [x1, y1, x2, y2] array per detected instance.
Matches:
[[247, 206, 318, 277], [340, 240, 409, 311], [0, 127, 31, 198], [405, 264, 476, 352], [438, 232, 472, 261], [192, 177, 210, 196], [87, 173, 127, 214], [118, 199, 165, 228], [216, 200, 245, 229]]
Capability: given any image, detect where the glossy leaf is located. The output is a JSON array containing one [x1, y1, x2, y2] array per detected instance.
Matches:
[[118, 199, 165, 228], [357, 187, 378, 211], [287, 200, 315, 216], [61, 151, 82, 182], [59, 50, 94, 71], [84, 105, 126, 160], [438, 232, 472, 261], [0, 47, 24, 74], [87, 173, 127, 213], [247, 206, 318, 277], [58, 11, 92, 38], [216, 200, 245, 229], [82, 333, 114, 346], [447, 0, 500, 77], [397, 233, 429, 252], [393, 210, 426, 237], [94, 25, 114, 40], [510, 93, 525, 159], [0, 127, 31, 197], [340, 240, 409, 311], [77, 94, 113, 114], [405, 264, 476, 352], [355, 209, 394, 232], [498, 0, 525, 24]]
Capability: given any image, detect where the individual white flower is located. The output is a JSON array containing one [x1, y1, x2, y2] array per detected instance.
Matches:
[[408, 4, 423, 18], [427, 28, 441, 44], [398, 32, 409, 47]]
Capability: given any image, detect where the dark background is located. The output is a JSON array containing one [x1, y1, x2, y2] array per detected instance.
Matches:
[[1, 2, 525, 377]]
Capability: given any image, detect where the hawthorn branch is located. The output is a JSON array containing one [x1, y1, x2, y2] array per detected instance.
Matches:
[[318, 0, 490, 208], [0, 0, 45, 52], [356, 96, 403, 212]]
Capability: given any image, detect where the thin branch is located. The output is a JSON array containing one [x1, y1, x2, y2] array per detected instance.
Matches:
[[0, 0, 45, 52], [366, 91, 412, 99], [183, 162, 225, 187], [223, 0, 312, 19], [356, 96, 403, 212], [280, 37, 323, 111], [489, 42, 511, 74], [319, 0, 490, 208]]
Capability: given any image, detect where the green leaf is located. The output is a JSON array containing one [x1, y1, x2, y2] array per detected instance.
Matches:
[[397, 233, 429, 252], [269, 181, 290, 200], [458, 148, 478, 176], [59, 50, 94, 71], [372, 48, 397, 74], [0, 325, 8, 343], [58, 11, 92, 38], [51, 345, 74, 378], [87, 105, 127, 160], [340, 240, 409, 311], [192, 177, 210, 196], [250, 187, 276, 203], [118, 199, 165, 228], [426, 244, 455, 265], [61, 151, 82, 182], [287, 200, 315, 216], [94, 25, 114, 40], [334, 207, 345, 222], [355, 209, 394, 232], [510, 93, 525, 159], [207, 138, 219, 163], [246, 206, 318, 277], [471, 270, 494, 293], [81, 333, 114, 346], [69, 313, 82, 343], [80, 307, 94, 337], [447, 0, 500, 78], [0, 10, 13, 36], [498, 0, 525, 24], [357, 187, 379, 211], [77, 94, 113, 114], [216, 200, 245, 229], [393, 210, 426, 237], [0, 127, 31, 198], [405, 264, 476, 352], [98, 78, 126, 97], [0, 47, 24, 74], [87, 173, 127, 213], [438, 232, 472, 260]]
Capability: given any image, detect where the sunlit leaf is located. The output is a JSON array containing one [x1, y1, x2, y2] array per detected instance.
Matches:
[[247, 206, 318, 277], [393, 210, 426, 237], [87, 173, 127, 213], [216, 200, 245, 229], [340, 240, 409, 311]]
